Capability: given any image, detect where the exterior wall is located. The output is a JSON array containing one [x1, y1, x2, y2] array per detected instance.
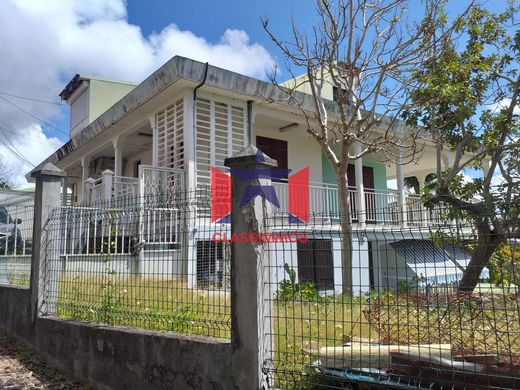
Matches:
[[321, 153, 388, 190], [0, 286, 233, 390], [281, 72, 336, 101], [88, 79, 136, 125], [253, 127, 323, 183], [70, 89, 89, 136], [122, 148, 152, 178]]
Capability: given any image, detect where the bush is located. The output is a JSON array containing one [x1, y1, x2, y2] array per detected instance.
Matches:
[[489, 244, 520, 286], [276, 263, 318, 301]]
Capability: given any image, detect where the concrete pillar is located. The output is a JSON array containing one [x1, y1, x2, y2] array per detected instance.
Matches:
[[29, 163, 66, 321], [225, 145, 276, 389], [148, 114, 159, 167], [80, 156, 90, 203], [353, 142, 366, 227], [113, 137, 123, 178], [84, 178, 95, 205], [102, 169, 114, 202], [396, 150, 407, 226]]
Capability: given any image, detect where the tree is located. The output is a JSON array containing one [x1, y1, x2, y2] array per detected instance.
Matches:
[[263, 0, 452, 293], [0, 156, 15, 190], [404, 4, 520, 291]]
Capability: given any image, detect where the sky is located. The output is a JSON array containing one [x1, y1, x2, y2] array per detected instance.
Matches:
[[0, 0, 506, 188]]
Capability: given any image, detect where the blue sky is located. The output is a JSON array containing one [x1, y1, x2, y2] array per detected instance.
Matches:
[[0, 0, 509, 187]]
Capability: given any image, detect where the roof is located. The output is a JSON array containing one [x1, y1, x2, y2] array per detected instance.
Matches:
[[59, 74, 138, 101], [29, 56, 414, 180], [390, 239, 489, 285]]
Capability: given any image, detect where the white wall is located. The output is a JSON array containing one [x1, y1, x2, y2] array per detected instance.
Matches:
[[253, 127, 323, 183], [122, 148, 152, 178]]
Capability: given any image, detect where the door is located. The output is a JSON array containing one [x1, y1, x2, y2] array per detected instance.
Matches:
[[347, 164, 376, 221], [256, 136, 288, 181], [297, 239, 334, 290]]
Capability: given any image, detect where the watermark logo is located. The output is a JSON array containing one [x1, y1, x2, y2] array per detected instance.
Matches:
[[210, 163, 310, 225]]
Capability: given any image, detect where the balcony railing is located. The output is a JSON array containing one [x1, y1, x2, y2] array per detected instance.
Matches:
[[271, 181, 445, 227], [84, 167, 445, 228]]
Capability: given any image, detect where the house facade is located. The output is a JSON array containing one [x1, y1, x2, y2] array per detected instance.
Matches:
[[29, 56, 486, 295]]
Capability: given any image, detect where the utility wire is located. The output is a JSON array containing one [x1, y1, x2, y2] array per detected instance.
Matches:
[[0, 90, 66, 106], [0, 95, 68, 136], [0, 127, 36, 167]]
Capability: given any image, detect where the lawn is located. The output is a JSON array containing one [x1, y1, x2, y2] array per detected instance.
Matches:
[[52, 274, 520, 389]]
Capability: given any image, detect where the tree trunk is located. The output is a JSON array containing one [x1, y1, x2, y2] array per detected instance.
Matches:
[[458, 224, 500, 291], [337, 172, 353, 295]]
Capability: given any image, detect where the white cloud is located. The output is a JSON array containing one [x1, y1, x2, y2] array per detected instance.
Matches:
[[0, 0, 276, 186], [0, 125, 63, 189]]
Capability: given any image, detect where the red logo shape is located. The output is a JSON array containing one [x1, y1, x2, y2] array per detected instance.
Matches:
[[211, 167, 231, 223]]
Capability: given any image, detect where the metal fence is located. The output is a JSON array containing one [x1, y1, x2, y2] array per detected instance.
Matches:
[[262, 212, 520, 389], [39, 190, 231, 339], [0, 189, 34, 287]]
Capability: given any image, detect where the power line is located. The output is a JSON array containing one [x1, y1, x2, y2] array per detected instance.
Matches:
[[0, 127, 36, 167], [0, 95, 69, 136], [0, 90, 66, 106]]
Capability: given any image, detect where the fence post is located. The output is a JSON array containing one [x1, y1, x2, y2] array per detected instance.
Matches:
[[225, 145, 276, 389], [29, 162, 66, 321]]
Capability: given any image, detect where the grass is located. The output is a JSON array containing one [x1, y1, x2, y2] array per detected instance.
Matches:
[[52, 273, 520, 389]]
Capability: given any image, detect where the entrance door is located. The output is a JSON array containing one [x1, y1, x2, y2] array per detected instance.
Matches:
[[347, 164, 376, 222], [256, 136, 288, 181], [297, 239, 334, 290]]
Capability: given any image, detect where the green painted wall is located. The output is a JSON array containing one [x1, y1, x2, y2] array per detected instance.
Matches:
[[321, 153, 387, 190], [88, 79, 136, 123]]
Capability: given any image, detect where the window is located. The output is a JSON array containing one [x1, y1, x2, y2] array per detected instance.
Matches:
[[196, 240, 228, 288], [256, 136, 288, 181], [332, 86, 349, 104], [297, 239, 334, 290]]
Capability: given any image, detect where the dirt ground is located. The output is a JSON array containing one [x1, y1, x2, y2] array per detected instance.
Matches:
[[0, 331, 87, 390]]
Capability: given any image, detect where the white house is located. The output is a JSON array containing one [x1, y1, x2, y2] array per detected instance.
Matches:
[[28, 56, 487, 294]]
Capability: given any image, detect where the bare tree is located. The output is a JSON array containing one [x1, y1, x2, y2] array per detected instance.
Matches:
[[0, 156, 15, 190], [263, 0, 451, 294]]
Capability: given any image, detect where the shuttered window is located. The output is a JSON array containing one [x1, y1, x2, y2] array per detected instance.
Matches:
[[196, 98, 246, 187], [156, 99, 184, 170], [297, 239, 334, 290]]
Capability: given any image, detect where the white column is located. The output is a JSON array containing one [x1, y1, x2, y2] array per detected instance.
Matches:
[[148, 114, 159, 167], [183, 92, 196, 286], [102, 169, 114, 202], [80, 156, 90, 203], [112, 136, 123, 177], [396, 150, 407, 226], [183, 93, 196, 192], [354, 142, 366, 228]]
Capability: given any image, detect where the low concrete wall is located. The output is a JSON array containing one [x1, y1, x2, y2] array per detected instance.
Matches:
[[0, 285, 233, 390]]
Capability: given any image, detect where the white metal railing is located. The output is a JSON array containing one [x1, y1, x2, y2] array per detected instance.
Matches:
[[113, 176, 138, 198], [271, 181, 442, 226], [86, 177, 103, 204]]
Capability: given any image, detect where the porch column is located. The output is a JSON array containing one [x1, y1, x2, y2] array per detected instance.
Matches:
[[354, 142, 366, 228], [113, 136, 123, 177], [80, 156, 90, 203], [396, 149, 407, 226], [148, 114, 159, 167]]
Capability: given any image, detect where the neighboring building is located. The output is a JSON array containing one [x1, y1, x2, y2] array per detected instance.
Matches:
[[28, 56, 487, 294]]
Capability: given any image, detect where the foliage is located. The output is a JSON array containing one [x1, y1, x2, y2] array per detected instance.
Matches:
[[404, 3, 520, 290], [489, 243, 520, 286], [276, 263, 318, 301]]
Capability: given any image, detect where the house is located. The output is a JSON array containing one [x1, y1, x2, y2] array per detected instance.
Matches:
[[28, 56, 488, 295]]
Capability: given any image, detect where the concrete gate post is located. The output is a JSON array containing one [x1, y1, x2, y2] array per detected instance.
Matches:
[[225, 145, 276, 389], [29, 163, 66, 321]]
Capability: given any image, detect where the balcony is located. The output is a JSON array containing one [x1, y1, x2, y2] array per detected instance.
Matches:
[[83, 167, 443, 228], [271, 181, 444, 228]]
